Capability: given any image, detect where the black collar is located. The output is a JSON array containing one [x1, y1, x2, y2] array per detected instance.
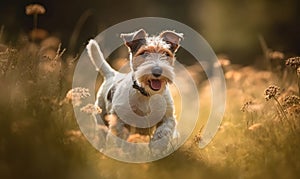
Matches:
[[132, 77, 150, 97]]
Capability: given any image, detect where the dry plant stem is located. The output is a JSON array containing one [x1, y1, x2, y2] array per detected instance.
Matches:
[[250, 112, 254, 126], [246, 113, 253, 127], [54, 43, 66, 60], [68, 9, 93, 53], [246, 116, 249, 127], [258, 35, 271, 70], [273, 97, 296, 133], [273, 97, 288, 121], [0, 25, 4, 42], [33, 14, 38, 30], [281, 69, 289, 86], [274, 104, 284, 124]]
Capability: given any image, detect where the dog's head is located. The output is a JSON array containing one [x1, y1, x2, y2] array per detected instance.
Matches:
[[121, 29, 183, 95]]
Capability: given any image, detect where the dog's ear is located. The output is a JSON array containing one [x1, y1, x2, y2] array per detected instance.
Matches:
[[160, 30, 183, 53], [120, 29, 147, 54]]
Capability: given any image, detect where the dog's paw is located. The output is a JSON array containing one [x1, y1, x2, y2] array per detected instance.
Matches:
[[149, 136, 171, 156]]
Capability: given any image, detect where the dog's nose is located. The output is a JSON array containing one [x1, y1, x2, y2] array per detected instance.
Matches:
[[151, 66, 163, 77]]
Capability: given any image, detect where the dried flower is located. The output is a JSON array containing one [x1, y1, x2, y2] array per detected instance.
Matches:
[[193, 132, 202, 144], [80, 103, 102, 115], [25, 3, 46, 37], [65, 87, 90, 106], [215, 54, 231, 68], [264, 85, 289, 122], [25, 4, 46, 15], [225, 70, 242, 82], [241, 100, 263, 113], [286, 105, 300, 118], [29, 28, 48, 41], [264, 85, 281, 101], [268, 51, 285, 60], [282, 95, 300, 109], [286, 57, 300, 69], [241, 100, 254, 112], [286, 57, 300, 96]]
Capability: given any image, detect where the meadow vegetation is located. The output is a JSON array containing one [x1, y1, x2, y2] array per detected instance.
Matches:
[[0, 4, 300, 179]]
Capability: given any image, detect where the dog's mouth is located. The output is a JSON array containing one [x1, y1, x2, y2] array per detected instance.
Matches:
[[148, 79, 162, 91]]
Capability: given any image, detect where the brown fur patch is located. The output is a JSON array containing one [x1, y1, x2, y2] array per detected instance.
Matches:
[[132, 46, 175, 71], [135, 46, 174, 58]]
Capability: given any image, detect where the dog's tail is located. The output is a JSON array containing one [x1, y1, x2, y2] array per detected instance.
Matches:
[[86, 39, 116, 78]]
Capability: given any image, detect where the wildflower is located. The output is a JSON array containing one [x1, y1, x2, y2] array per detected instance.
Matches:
[[264, 85, 290, 123], [193, 132, 202, 144], [282, 95, 300, 109], [25, 4, 46, 41], [285, 57, 300, 69], [264, 85, 281, 101], [286, 105, 300, 118], [241, 100, 263, 127], [215, 54, 231, 68], [29, 28, 48, 41], [25, 4, 46, 15], [241, 100, 254, 112], [65, 87, 90, 106], [40, 36, 61, 51], [286, 57, 300, 95], [80, 103, 102, 115], [268, 51, 285, 60], [225, 70, 242, 82]]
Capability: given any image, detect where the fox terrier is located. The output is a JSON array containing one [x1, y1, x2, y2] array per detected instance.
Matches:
[[86, 29, 183, 154]]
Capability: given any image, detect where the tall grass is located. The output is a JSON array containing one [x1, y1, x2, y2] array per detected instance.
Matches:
[[1, 17, 300, 179]]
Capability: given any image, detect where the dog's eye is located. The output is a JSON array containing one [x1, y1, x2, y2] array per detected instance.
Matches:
[[163, 51, 171, 57], [164, 52, 172, 57]]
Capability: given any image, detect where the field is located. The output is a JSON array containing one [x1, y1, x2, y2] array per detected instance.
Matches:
[[1, 4, 300, 179]]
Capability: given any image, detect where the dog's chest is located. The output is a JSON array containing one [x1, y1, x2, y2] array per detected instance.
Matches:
[[129, 96, 151, 116], [111, 75, 151, 116]]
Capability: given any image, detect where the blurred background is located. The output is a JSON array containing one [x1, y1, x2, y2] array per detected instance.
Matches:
[[1, 0, 300, 64], [1, 1, 300, 179]]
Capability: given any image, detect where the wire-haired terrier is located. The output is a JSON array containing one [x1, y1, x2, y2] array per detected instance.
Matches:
[[87, 29, 183, 154]]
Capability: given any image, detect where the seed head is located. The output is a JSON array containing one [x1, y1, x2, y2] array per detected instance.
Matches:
[[65, 87, 90, 106], [241, 100, 263, 113], [80, 103, 102, 115], [264, 85, 281, 101], [25, 4, 46, 15], [286, 57, 300, 69], [283, 95, 300, 108], [241, 100, 253, 112], [268, 51, 285, 60], [193, 133, 202, 144], [286, 105, 300, 118], [215, 54, 231, 68]]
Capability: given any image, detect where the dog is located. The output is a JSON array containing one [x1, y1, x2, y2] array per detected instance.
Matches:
[[86, 29, 183, 154]]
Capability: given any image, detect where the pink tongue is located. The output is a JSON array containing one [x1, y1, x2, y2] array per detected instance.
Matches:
[[150, 80, 161, 90]]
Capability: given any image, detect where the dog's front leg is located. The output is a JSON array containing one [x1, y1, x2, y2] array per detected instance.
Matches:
[[105, 114, 130, 149], [149, 115, 176, 155]]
